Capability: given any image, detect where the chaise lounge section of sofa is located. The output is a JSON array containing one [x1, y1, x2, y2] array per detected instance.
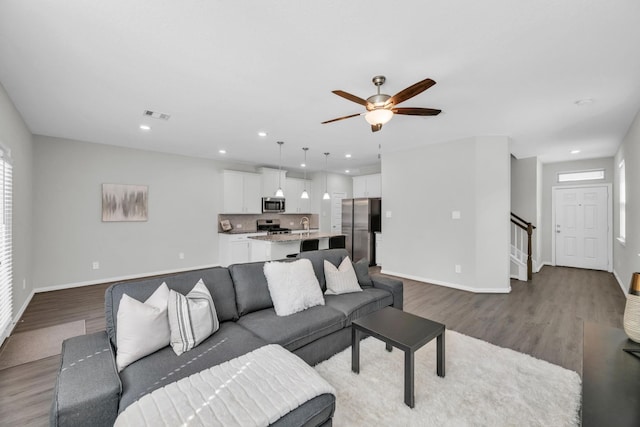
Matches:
[[51, 249, 403, 427]]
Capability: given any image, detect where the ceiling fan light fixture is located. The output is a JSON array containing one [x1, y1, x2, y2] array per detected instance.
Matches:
[[365, 109, 393, 125]]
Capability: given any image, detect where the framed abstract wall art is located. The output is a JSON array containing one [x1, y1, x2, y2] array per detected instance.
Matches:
[[102, 184, 148, 222]]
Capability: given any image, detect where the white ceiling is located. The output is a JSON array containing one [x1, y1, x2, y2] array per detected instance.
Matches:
[[1, 0, 639, 174]]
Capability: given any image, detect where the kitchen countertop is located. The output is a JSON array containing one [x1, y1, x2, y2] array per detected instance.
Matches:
[[249, 232, 343, 243], [219, 229, 319, 235]]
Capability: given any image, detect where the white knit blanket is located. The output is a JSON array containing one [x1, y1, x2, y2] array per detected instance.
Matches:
[[115, 344, 335, 427]]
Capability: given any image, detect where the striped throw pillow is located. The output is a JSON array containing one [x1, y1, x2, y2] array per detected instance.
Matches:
[[324, 257, 363, 295], [168, 279, 219, 356]]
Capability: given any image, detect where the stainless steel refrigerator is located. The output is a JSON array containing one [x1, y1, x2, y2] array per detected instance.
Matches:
[[342, 198, 381, 265]]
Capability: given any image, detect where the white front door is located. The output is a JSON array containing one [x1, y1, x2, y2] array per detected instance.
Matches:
[[554, 186, 608, 270], [331, 192, 347, 234]]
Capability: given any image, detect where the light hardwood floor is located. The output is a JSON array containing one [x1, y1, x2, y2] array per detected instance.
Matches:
[[0, 266, 626, 427]]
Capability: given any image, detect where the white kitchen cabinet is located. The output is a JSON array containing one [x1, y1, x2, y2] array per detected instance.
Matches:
[[353, 173, 381, 198], [223, 170, 262, 213], [218, 232, 267, 266], [285, 178, 311, 213], [259, 167, 287, 197]]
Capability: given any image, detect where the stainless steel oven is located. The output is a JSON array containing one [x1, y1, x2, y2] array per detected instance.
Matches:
[[262, 197, 286, 213]]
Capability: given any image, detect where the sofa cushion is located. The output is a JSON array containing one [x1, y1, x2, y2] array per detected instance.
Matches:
[[237, 305, 346, 351], [264, 258, 325, 316], [168, 280, 219, 355], [105, 267, 238, 347], [297, 249, 349, 291], [229, 261, 274, 316], [324, 257, 362, 295], [116, 284, 171, 371], [118, 321, 267, 412], [324, 288, 393, 325], [353, 258, 374, 288]]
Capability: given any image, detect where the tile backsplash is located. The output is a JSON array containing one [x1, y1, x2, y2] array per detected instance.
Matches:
[[218, 213, 320, 233]]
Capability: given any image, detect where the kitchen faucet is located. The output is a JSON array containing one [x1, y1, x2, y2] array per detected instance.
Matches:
[[300, 217, 310, 231]]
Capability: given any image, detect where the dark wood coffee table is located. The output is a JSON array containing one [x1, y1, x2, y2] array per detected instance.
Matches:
[[351, 307, 445, 408], [582, 322, 640, 426]]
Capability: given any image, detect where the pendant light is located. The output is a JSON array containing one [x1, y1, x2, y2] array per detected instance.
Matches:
[[275, 141, 284, 197], [323, 152, 331, 200], [301, 147, 309, 199]]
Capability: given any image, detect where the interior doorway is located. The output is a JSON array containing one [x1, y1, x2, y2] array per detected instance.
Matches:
[[553, 185, 611, 271]]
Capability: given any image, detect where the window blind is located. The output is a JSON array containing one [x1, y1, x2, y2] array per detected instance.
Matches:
[[0, 149, 13, 343]]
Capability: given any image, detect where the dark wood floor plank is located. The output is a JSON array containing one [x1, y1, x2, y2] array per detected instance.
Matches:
[[0, 265, 626, 427], [398, 265, 625, 374]]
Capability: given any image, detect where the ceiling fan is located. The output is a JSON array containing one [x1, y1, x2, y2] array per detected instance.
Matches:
[[322, 75, 441, 132]]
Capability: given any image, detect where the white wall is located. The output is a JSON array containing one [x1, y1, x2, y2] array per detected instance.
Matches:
[[31, 137, 343, 289], [540, 157, 614, 265], [511, 156, 541, 266], [32, 136, 224, 289], [381, 136, 511, 293], [0, 82, 34, 339], [614, 108, 640, 294]]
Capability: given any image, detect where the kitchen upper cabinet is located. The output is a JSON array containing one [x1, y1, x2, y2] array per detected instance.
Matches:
[[259, 167, 287, 197], [223, 170, 262, 213], [285, 178, 311, 213], [353, 173, 381, 198]]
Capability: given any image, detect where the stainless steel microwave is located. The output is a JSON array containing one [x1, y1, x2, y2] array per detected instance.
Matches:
[[262, 197, 286, 213]]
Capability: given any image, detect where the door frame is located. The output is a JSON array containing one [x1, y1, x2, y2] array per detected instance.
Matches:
[[551, 183, 612, 272]]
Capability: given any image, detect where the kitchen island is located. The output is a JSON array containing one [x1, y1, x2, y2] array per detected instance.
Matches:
[[249, 231, 345, 261]]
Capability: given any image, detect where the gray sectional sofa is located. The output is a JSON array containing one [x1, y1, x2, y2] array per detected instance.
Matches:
[[51, 249, 403, 427]]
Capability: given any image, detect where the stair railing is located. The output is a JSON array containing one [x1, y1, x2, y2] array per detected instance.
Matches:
[[510, 212, 536, 281]]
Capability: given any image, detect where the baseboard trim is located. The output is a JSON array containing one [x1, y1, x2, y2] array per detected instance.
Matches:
[[1, 289, 36, 346], [613, 269, 628, 298], [33, 263, 221, 294], [380, 269, 511, 294]]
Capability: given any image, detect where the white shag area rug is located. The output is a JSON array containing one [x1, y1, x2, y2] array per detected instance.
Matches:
[[314, 331, 581, 427]]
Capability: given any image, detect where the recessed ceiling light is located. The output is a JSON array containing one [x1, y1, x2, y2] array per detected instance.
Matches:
[[574, 98, 594, 106], [258, 131, 267, 137], [219, 149, 227, 154], [345, 170, 350, 173], [139, 124, 151, 131], [345, 154, 352, 158], [301, 163, 306, 168], [570, 150, 581, 154]]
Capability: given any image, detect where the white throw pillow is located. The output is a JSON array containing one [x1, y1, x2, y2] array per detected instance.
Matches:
[[116, 283, 170, 372], [168, 279, 219, 356], [324, 257, 363, 295], [263, 259, 325, 317]]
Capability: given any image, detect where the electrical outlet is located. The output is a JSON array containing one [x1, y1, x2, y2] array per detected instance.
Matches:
[[455, 264, 462, 273], [289, 222, 294, 226], [92, 261, 100, 270], [22, 278, 26, 290], [236, 224, 243, 228], [179, 252, 185, 260], [386, 211, 392, 218], [452, 211, 461, 219]]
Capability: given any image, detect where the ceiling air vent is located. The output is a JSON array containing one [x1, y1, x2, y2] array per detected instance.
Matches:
[[143, 110, 171, 121]]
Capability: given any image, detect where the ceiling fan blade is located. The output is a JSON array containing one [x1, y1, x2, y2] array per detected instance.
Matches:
[[371, 123, 382, 132], [332, 90, 373, 108], [386, 78, 436, 107], [321, 113, 363, 124], [392, 107, 442, 116]]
